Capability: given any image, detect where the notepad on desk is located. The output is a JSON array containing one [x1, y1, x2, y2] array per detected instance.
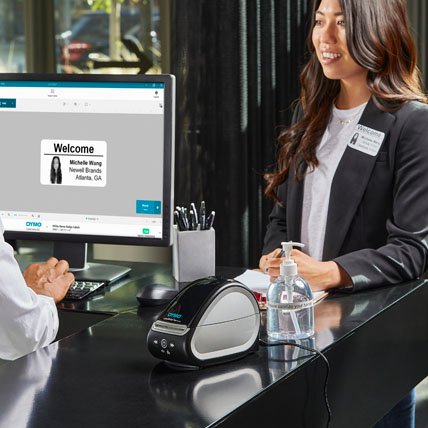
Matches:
[[234, 269, 328, 310]]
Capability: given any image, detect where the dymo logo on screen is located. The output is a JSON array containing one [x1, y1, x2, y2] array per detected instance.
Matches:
[[26, 221, 42, 227]]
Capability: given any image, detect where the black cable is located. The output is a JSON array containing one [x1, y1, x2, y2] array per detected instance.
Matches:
[[259, 338, 331, 428]]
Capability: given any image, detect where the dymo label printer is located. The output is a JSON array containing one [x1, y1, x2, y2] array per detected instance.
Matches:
[[147, 276, 261, 369]]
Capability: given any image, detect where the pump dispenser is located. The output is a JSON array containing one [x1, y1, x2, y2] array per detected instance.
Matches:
[[267, 242, 314, 341]]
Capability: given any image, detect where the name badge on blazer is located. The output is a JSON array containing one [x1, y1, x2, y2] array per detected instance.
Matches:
[[348, 124, 385, 156]]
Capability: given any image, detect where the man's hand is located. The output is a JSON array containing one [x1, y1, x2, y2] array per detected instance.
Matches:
[[23, 257, 74, 303]]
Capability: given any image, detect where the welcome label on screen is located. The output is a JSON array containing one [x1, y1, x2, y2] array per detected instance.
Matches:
[[40, 139, 107, 187]]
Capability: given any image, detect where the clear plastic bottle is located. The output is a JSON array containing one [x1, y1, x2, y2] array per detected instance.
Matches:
[[267, 242, 314, 341]]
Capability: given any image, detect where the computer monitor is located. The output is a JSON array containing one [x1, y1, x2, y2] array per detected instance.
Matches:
[[0, 73, 175, 283]]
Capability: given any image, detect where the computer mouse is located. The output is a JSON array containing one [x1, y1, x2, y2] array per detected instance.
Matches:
[[136, 284, 179, 306]]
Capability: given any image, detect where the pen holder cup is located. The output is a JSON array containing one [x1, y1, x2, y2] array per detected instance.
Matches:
[[172, 225, 216, 282]]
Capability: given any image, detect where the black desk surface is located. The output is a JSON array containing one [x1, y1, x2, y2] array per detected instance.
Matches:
[[0, 255, 427, 428]]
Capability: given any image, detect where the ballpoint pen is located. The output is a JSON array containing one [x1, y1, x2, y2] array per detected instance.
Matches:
[[176, 207, 187, 230], [174, 210, 186, 231], [206, 211, 215, 229], [183, 208, 189, 230], [200, 201, 206, 230], [190, 210, 196, 230], [191, 202, 199, 225], [175, 207, 182, 227], [182, 210, 189, 230], [174, 211, 180, 230]]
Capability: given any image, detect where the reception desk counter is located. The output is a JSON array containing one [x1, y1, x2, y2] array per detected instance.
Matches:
[[0, 257, 427, 428]]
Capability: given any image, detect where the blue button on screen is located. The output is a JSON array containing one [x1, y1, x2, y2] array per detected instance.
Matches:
[[136, 200, 161, 215], [0, 99, 16, 108]]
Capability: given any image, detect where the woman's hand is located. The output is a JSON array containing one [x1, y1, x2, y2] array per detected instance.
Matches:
[[259, 248, 352, 291], [259, 248, 283, 275], [290, 250, 350, 291], [23, 257, 75, 303]]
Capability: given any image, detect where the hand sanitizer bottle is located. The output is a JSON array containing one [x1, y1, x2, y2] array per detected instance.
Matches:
[[267, 242, 314, 341]]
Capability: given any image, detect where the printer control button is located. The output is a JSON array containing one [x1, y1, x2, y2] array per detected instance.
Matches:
[[161, 339, 168, 349]]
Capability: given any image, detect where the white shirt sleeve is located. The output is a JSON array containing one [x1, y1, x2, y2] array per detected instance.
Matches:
[[0, 221, 59, 361]]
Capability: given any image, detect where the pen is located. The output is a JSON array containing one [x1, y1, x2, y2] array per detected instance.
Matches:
[[190, 210, 196, 230], [175, 207, 182, 228], [177, 207, 188, 231], [200, 201, 206, 230], [191, 202, 199, 225], [206, 211, 215, 229], [174, 210, 185, 231], [174, 211, 180, 230], [183, 207, 189, 230]]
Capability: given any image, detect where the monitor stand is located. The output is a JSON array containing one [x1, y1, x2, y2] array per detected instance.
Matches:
[[53, 242, 131, 283]]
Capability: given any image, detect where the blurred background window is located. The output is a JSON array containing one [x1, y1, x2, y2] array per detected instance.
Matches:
[[54, 0, 161, 74], [11, 0, 428, 268], [0, 0, 25, 72]]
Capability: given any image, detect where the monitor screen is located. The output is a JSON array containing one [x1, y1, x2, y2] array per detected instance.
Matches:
[[0, 74, 174, 249]]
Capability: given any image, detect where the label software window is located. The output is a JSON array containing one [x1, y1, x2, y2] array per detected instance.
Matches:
[[0, 81, 165, 239]]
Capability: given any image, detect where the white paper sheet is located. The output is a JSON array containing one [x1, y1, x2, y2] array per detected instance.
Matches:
[[234, 269, 271, 291], [234, 269, 326, 301]]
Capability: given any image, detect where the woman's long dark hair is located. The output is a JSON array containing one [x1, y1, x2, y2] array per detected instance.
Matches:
[[50, 156, 62, 184], [265, 0, 427, 203]]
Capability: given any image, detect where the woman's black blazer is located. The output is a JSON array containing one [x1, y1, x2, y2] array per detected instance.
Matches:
[[263, 99, 428, 291]]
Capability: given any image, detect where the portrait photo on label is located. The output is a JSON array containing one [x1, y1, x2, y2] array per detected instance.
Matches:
[[40, 139, 107, 187]]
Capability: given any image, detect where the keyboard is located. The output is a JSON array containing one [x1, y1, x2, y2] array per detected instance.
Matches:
[[64, 280, 106, 300]]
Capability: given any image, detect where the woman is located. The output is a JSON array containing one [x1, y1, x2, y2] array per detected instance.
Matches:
[[50, 156, 62, 184], [259, 0, 428, 427]]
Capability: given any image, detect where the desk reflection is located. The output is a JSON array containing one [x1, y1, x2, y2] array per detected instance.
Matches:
[[314, 298, 343, 350], [0, 343, 58, 428], [149, 363, 262, 425], [267, 337, 316, 383]]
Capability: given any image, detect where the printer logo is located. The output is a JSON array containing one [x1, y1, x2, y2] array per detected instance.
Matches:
[[167, 312, 182, 320], [26, 221, 42, 228]]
